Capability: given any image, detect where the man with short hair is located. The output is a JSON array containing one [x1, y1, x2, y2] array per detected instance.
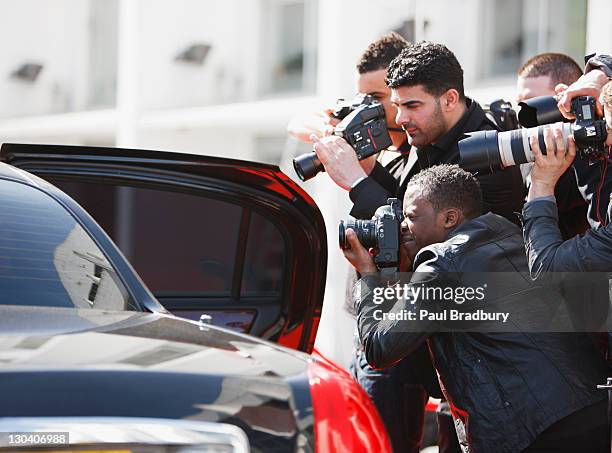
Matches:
[[516, 52, 589, 239], [517, 52, 583, 103], [344, 164, 610, 452], [342, 33, 414, 218], [314, 41, 525, 224], [354, 32, 410, 152], [524, 74, 612, 272], [288, 32, 413, 218]]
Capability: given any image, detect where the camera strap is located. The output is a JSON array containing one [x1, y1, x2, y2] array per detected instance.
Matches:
[[400, 148, 420, 186]]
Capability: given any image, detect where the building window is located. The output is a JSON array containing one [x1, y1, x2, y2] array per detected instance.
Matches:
[[0, 0, 118, 118], [259, 0, 317, 96], [87, 0, 119, 109], [480, 0, 587, 80]]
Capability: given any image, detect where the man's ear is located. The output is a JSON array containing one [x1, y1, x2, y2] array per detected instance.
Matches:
[[442, 207, 462, 229], [441, 89, 460, 111]]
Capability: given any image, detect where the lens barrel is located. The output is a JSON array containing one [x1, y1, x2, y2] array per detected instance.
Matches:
[[459, 96, 582, 174], [338, 219, 377, 250], [293, 151, 323, 181]]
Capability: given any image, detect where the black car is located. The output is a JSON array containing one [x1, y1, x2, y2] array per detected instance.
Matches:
[[0, 144, 391, 452]]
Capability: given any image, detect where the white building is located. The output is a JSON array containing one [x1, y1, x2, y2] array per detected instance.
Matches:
[[1, 0, 610, 367]]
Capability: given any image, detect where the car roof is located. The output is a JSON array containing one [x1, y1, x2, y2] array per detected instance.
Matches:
[[0, 161, 47, 187], [0, 160, 31, 180]]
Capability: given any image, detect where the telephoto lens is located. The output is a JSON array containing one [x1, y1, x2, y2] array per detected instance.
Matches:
[[459, 123, 573, 173], [459, 95, 608, 173]]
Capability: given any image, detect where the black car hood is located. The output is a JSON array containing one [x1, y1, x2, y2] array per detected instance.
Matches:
[[0, 306, 314, 450], [0, 305, 310, 374]]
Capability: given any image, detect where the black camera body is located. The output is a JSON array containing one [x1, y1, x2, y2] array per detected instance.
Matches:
[[460, 95, 608, 173], [331, 94, 372, 120], [333, 99, 392, 163], [569, 96, 608, 161], [339, 198, 403, 270], [293, 94, 392, 181], [519, 95, 608, 160]]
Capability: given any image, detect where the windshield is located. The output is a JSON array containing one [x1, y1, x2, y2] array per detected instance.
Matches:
[[0, 178, 135, 310]]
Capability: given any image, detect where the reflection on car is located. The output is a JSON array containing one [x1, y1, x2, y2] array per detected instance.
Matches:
[[0, 145, 391, 452]]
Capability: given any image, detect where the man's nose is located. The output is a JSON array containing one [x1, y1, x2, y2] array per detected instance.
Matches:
[[396, 109, 410, 128]]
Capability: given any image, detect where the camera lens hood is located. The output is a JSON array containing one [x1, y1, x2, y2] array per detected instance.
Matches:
[[459, 130, 502, 173], [518, 96, 565, 128]]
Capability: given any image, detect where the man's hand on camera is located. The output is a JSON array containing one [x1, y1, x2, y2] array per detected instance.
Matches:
[[527, 125, 576, 201], [342, 228, 378, 275], [311, 135, 368, 191], [556, 69, 609, 119], [287, 111, 337, 143]]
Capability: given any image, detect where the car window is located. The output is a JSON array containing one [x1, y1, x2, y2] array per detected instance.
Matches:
[[50, 179, 287, 300], [123, 186, 242, 295], [0, 179, 134, 310], [241, 211, 284, 296]]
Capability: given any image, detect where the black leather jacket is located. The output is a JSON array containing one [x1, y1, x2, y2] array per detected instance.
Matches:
[[523, 198, 612, 273], [355, 213, 608, 453]]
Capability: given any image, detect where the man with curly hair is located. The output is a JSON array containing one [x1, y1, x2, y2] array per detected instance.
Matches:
[[287, 32, 412, 220], [344, 164, 609, 452], [290, 34, 458, 453], [314, 41, 525, 224]]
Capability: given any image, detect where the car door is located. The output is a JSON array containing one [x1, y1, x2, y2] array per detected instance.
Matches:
[[1, 143, 327, 353]]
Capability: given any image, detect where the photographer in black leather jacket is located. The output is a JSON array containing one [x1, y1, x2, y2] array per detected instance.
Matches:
[[345, 164, 609, 452]]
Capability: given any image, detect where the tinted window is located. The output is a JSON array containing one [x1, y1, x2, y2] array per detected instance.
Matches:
[[241, 211, 284, 296], [124, 186, 241, 295], [51, 179, 286, 300], [0, 179, 132, 310]]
